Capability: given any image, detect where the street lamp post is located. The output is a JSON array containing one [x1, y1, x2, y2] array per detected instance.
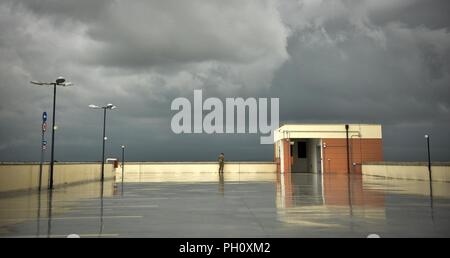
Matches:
[[89, 104, 116, 181], [30, 77, 73, 189], [121, 145, 125, 184], [425, 134, 432, 181]]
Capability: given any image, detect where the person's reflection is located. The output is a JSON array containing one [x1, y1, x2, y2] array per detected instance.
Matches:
[[98, 181, 104, 237], [112, 182, 124, 197], [46, 189, 53, 238], [218, 172, 224, 196], [113, 183, 119, 196]]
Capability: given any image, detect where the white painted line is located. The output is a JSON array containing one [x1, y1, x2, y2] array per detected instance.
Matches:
[[4, 233, 120, 238], [67, 205, 159, 209], [0, 215, 143, 222]]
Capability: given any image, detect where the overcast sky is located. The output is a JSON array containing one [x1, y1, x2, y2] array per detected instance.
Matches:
[[0, 0, 449, 162]]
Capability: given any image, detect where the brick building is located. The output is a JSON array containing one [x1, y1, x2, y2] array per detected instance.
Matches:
[[274, 124, 383, 173]]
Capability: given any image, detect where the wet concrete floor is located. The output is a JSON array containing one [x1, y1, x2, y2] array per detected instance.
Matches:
[[0, 173, 449, 237]]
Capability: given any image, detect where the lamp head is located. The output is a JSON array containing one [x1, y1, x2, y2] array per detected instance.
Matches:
[[56, 76, 66, 84], [106, 103, 117, 109], [107, 103, 113, 108]]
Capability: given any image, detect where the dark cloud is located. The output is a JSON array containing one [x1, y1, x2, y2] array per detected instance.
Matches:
[[0, 0, 449, 162], [8, 0, 113, 23], [272, 0, 450, 161], [369, 0, 450, 30]]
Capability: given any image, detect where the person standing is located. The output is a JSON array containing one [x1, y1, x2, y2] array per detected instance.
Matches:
[[218, 153, 225, 173]]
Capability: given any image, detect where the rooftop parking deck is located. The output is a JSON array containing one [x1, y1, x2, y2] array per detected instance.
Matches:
[[1, 172, 449, 237]]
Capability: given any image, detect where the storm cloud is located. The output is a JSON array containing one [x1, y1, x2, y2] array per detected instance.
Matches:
[[0, 0, 449, 162]]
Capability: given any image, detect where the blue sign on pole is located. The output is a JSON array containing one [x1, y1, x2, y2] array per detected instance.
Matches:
[[43, 112, 47, 122]]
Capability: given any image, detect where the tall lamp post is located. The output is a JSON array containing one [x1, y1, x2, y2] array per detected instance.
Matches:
[[425, 134, 432, 181], [89, 104, 116, 181], [425, 134, 434, 222], [30, 77, 73, 189], [121, 145, 125, 184]]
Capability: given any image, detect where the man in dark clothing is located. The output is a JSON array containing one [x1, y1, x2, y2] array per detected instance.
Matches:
[[218, 153, 225, 173]]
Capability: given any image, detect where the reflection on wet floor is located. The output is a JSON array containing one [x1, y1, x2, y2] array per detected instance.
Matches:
[[0, 180, 116, 237], [276, 173, 386, 230], [0, 172, 449, 237]]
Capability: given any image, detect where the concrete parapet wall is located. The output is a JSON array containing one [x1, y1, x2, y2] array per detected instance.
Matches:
[[0, 163, 114, 193], [121, 162, 276, 173], [362, 162, 450, 182], [115, 162, 277, 182]]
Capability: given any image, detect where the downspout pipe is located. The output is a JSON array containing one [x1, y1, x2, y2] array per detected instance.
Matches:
[[345, 124, 350, 174]]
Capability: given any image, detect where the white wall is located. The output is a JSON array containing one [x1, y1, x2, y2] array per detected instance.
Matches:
[[115, 162, 277, 182], [118, 162, 276, 173], [0, 163, 114, 193], [362, 162, 450, 182]]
